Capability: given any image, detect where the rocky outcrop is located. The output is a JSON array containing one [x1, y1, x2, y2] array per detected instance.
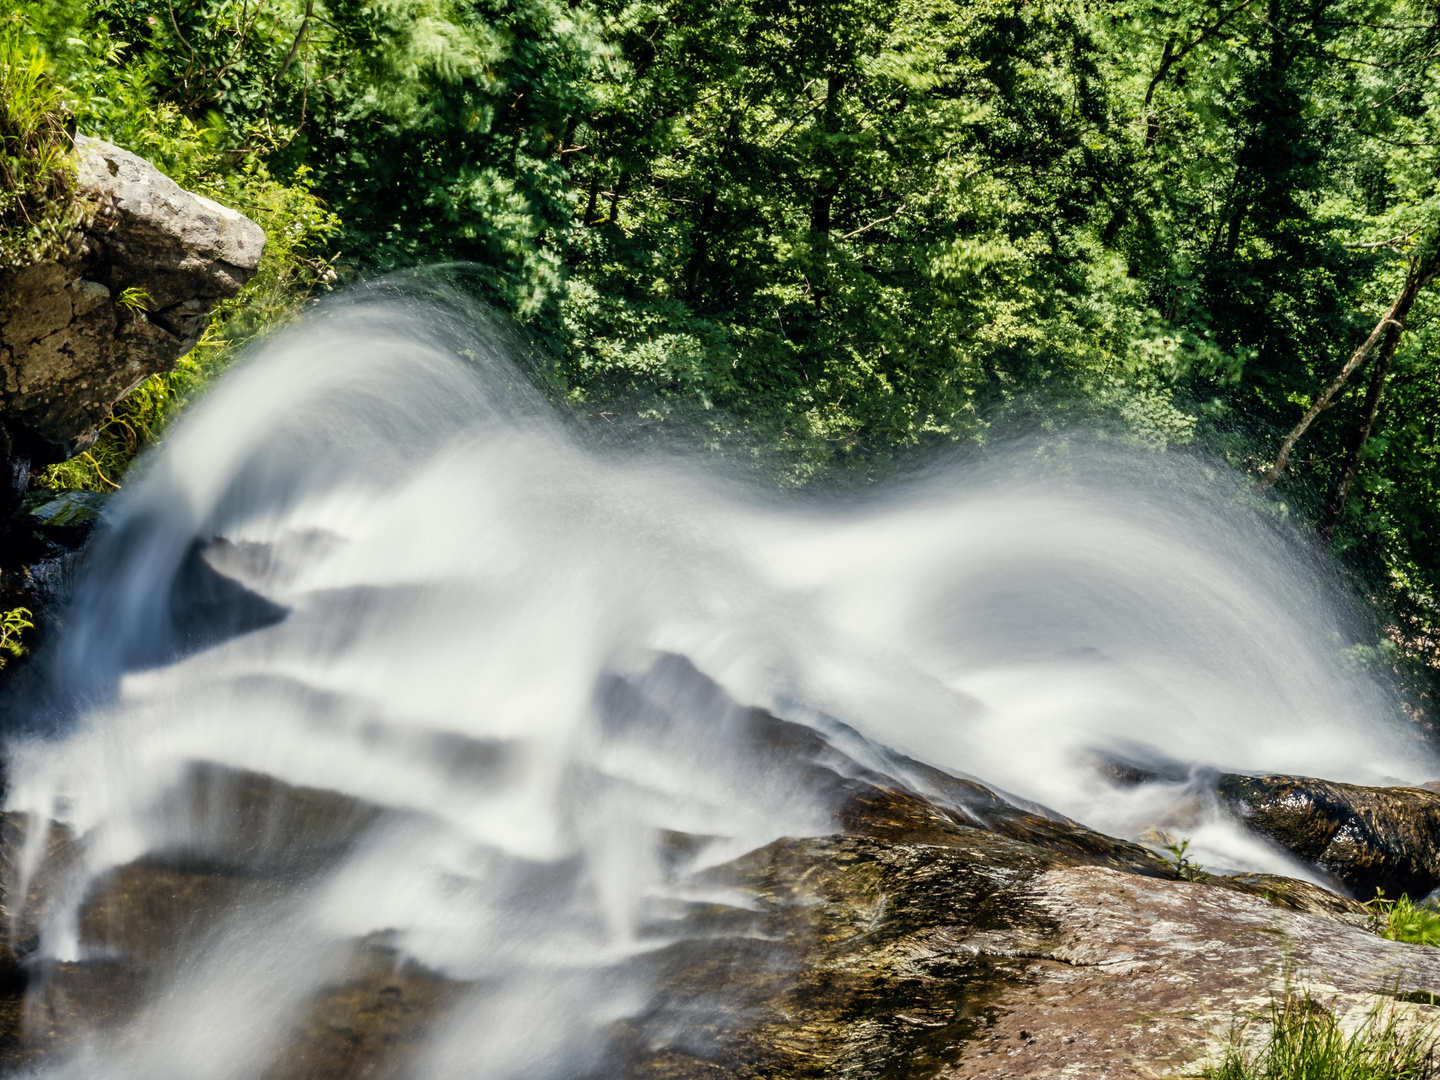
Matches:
[[0, 138, 262, 678], [620, 832, 1440, 1079], [1217, 772, 1440, 900], [5, 664, 1440, 1078], [0, 136, 264, 497]]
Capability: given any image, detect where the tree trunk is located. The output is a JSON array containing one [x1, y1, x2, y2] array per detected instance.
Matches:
[[1257, 288, 1414, 489], [809, 72, 846, 238], [1318, 323, 1402, 539], [685, 188, 717, 301], [583, 171, 599, 225], [1319, 238, 1440, 534], [607, 172, 627, 229], [1259, 230, 1440, 491]]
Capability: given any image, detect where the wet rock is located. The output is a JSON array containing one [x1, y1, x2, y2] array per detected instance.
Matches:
[[879, 757, 1178, 878], [0, 812, 81, 963], [0, 811, 79, 1072], [128, 761, 383, 878], [4, 661, 1438, 1078], [23, 488, 107, 531], [0, 489, 109, 696], [259, 938, 467, 1080], [1086, 745, 1193, 789], [1211, 872, 1370, 920], [617, 832, 1440, 1079], [0, 767, 383, 1068], [606, 655, 1177, 882], [1217, 773, 1440, 899]]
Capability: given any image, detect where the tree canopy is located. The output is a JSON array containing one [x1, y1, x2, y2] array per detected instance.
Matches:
[[8, 0, 1440, 686]]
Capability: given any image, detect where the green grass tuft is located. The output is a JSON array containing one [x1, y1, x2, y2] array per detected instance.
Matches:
[[1368, 892, 1440, 948], [1201, 990, 1440, 1080]]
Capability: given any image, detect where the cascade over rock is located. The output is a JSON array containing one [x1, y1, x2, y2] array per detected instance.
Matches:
[[4, 291, 1436, 1078], [3, 662, 1439, 1078]]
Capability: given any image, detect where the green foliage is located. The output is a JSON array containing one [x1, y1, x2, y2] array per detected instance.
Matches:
[[11, 1, 344, 491], [113, 286, 150, 312], [1200, 990, 1440, 1080], [0, 30, 85, 267], [1161, 837, 1212, 882], [0, 607, 33, 668], [8, 0, 1440, 704], [1368, 892, 1440, 948]]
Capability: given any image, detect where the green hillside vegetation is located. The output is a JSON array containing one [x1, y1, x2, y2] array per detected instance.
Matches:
[[5, 0, 1440, 708]]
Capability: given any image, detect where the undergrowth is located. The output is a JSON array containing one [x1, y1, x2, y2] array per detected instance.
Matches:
[[1368, 892, 1440, 948], [1162, 837, 1213, 882], [0, 29, 85, 268], [1144, 830, 1213, 882], [1201, 990, 1440, 1080], [4, 8, 344, 493]]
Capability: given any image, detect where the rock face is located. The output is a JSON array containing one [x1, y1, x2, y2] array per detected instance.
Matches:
[[0, 137, 262, 676], [621, 833, 1439, 1080], [0, 136, 264, 493], [1217, 772, 1440, 900]]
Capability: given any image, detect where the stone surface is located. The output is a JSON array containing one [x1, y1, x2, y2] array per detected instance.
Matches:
[[0, 767, 386, 1071], [0, 135, 264, 473], [612, 775, 1440, 1079], [75, 138, 265, 314], [258, 938, 467, 1080], [1217, 772, 1440, 900]]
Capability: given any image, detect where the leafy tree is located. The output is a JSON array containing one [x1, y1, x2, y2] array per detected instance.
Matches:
[[10, 0, 1440, 700]]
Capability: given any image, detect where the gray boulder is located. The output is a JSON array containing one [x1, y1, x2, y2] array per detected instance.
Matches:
[[0, 136, 264, 489]]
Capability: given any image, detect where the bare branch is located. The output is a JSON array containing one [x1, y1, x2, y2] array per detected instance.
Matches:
[[1260, 232, 1440, 489], [1144, 0, 1257, 110], [1343, 229, 1418, 250], [277, 0, 316, 82], [1257, 301, 1406, 489], [839, 204, 907, 240], [167, 0, 198, 101]]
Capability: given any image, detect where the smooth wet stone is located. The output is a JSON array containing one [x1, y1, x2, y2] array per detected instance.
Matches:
[[1217, 773, 1440, 899], [144, 761, 382, 875], [259, 938, 466, 1080], [0, 812, 79, 1071], [0, 768, 383, 1068], [1211, 872, 1370, 919], [22, 489, 108, 529]]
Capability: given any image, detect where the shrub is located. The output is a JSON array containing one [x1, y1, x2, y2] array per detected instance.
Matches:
[[0, 606, 32, 667]]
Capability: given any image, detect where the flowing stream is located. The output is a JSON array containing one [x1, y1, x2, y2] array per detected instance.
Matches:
[[3, 285, 1432, 1077]]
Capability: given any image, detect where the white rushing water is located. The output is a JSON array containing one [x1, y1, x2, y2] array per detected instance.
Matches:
[[3, 284, 1433, 1076]]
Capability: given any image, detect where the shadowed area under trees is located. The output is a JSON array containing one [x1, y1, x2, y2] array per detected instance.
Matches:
[[5, 0, 1440, 707]]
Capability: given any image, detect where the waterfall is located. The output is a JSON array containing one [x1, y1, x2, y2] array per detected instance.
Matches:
[[3, 284, 1429, 1077]]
